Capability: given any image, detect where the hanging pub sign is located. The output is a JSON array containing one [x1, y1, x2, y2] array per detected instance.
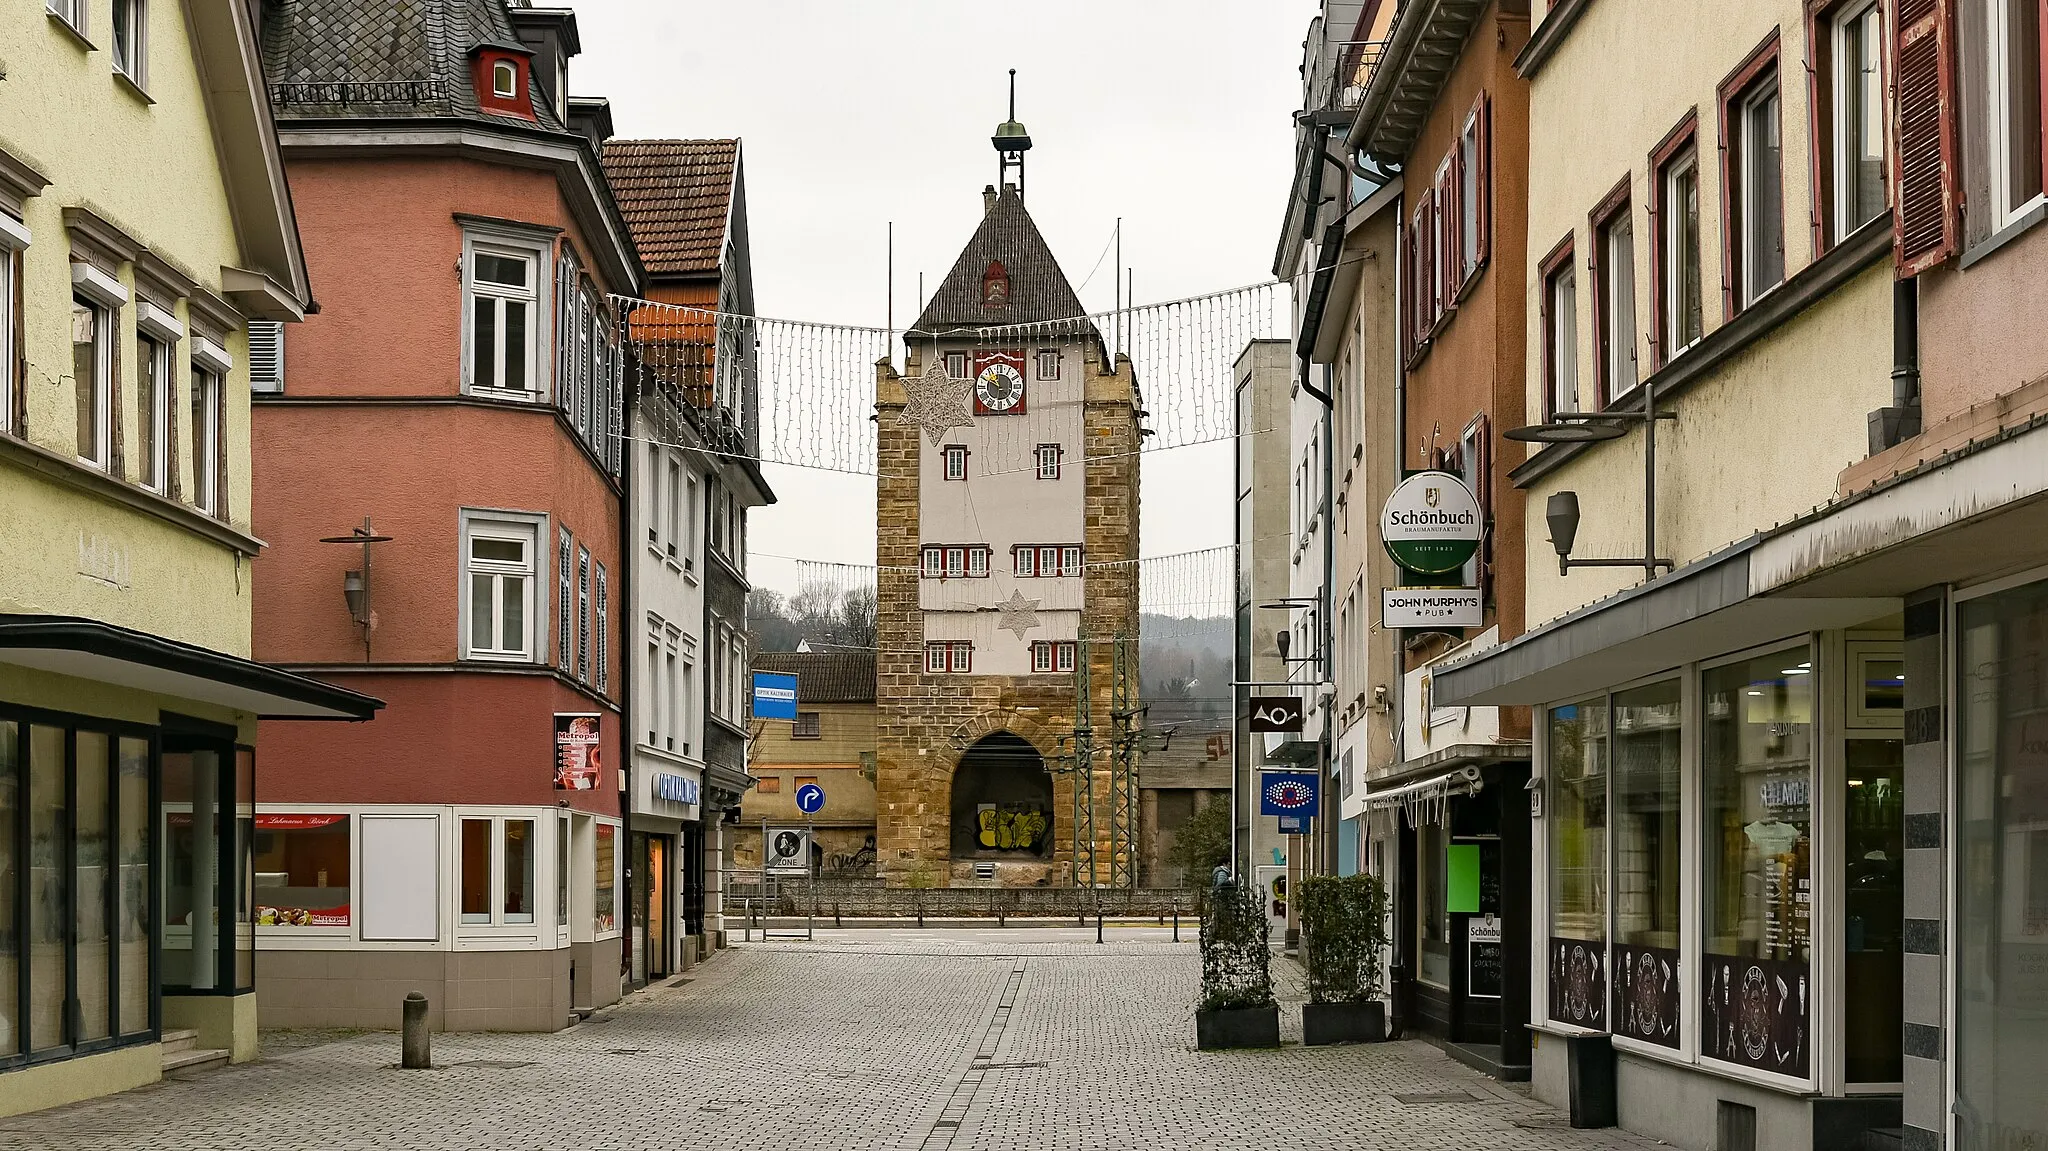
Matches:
[[1248, 695, 1305, 733], [554, 713, 601, 791], [1382, 587, 1484, 629], [1380, 471, 1483, 575]]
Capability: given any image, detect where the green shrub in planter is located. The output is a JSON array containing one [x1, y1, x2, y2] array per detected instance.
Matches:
[[1198, 882, 1275, 1012], [1298, 874, 1390, 1045]]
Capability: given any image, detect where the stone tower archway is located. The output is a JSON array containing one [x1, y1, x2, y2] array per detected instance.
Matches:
[[949, 732, 1055, 859]]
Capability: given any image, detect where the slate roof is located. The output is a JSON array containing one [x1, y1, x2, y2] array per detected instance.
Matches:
[[751, 651, 876, 705], [599, 139, 738, 277], [261, 0, 566, 130], [911, 186, 1092, 336]]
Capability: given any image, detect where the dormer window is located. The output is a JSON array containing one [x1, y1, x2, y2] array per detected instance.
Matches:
[[471, 47, 535, 121]]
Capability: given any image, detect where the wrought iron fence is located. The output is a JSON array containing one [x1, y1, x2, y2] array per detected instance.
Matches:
[[269, 79, 446, 107]]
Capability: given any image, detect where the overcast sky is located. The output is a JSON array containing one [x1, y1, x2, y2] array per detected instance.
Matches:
[[568, 0, 1318, 596]]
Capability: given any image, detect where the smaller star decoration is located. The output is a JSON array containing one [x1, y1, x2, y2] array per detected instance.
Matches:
[[993, 590, 1042, 640], [899, 357, 976, 446]]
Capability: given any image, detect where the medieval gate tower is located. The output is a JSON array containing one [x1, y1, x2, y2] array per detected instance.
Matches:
[[872, 112, 1141, 887]]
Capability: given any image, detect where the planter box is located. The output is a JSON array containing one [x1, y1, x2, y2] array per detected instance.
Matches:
[[1196, 1005, 1280, 1050], [1302, 1000, 1386, 1045]]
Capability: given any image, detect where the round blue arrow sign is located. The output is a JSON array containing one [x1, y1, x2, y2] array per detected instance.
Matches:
[[795, 783, 825, 815]]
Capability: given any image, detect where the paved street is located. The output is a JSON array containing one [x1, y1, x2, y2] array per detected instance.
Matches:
[[0, 929, 1655, 1151]]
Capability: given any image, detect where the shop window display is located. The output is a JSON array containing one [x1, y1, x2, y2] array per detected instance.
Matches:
[[1957, 580, 2048, 1149], [1548, 697, 1608, 1028], [1700, 646, 1812, 1078], [253, 816, 350, 927], [1611, 680, 1681, 1048]]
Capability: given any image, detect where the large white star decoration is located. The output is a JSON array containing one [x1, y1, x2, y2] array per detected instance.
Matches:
[[899, 357, 976, 446], [993, 590, 1042, 639]]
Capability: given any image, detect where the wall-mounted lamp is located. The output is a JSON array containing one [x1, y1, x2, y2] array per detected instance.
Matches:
[[319, 517, 395, 661], [1509, 364, 1680, 583]]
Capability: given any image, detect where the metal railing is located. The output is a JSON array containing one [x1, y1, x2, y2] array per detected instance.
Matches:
[[739, 881, 1207, 926], [269, 79, 446, 107]]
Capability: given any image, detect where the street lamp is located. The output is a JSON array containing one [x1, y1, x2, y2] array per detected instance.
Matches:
[[1506, 370, 1677, 583]]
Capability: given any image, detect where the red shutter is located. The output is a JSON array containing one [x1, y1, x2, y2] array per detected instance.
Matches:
[[1892, 0, 1960, 275]]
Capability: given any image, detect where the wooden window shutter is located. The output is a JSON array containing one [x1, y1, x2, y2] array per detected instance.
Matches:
[[1892, 0, 1960, 275]]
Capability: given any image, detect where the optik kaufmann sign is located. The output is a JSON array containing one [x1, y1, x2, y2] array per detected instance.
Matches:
[[1381, 471, 1483, 574]]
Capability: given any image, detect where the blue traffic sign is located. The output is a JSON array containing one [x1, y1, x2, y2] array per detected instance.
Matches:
[[795, 783, 825, 815]]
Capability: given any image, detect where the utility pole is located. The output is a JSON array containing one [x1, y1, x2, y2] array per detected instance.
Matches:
[[1108, 632, 1139, 889], [1071, 619, 1096, 890]]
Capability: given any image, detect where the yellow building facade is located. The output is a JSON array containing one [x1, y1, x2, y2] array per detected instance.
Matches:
[[0, 0, 376, 1116]]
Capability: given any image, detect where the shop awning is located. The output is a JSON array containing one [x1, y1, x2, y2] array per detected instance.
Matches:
[[1427, 542, 1892, 708], [0, 615, 382, 719], [1362, 763, 1486, 826]]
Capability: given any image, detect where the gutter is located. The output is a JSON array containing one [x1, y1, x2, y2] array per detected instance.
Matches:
[[1345, 0, 1436, 151]]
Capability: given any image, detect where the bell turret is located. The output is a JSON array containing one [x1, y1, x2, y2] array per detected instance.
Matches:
[[992, 69, 1031, 198]]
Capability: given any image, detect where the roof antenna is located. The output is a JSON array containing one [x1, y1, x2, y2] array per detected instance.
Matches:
[[993, 68, 1032, 200]]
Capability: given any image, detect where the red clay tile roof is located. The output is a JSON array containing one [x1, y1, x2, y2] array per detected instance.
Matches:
[[751, 651, 876, 704], [601, 139, 737, 278]]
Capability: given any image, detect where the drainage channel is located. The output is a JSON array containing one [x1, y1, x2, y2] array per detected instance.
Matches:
[[913, 960, 1029, 1151]]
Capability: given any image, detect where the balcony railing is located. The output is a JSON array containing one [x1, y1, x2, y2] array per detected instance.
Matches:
[[268, 79, 446, 108]]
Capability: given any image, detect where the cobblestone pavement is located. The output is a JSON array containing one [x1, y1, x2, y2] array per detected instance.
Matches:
[[0, 928, 1660, 1151]]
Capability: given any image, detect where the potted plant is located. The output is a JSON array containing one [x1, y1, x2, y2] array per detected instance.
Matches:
[[1298, 873, 1390, 1045], [1196, 881, 1279, 1049]]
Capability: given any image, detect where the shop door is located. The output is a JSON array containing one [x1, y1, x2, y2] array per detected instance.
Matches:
[[1843, 736, 1904, 1084], [647, 837, 669, 980], [627, 832, 647, 987], [682, 823, 706, 938]]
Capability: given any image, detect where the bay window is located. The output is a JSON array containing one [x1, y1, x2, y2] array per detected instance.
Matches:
[[464, 517, 538, 661], [1700, 644, 1812, 1076], [1547, 697, 1609, 1028], [467, 245, 537, 394]]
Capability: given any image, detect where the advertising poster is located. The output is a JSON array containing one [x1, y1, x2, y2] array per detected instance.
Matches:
[[253, 813, 351, 927], [1611, 943, 1681, 1048], [554, 713, 602, 790], [1702, 952, 1809, 1078], [1467, 914, 1504, 999], [1548, 935, 1606, 1029]]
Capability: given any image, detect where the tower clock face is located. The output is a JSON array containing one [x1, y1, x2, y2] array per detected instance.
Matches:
[[975, 362, 1025, 414]]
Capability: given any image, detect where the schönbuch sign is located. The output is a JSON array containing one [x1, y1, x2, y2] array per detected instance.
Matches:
[[1380, 471, 1483, 574]]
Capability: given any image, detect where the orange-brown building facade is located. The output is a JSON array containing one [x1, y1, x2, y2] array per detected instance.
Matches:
[[247, 0, 639, 1032]]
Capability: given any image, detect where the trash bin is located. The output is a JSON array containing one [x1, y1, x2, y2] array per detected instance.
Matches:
[[1563, 1032, 1617, 1129]]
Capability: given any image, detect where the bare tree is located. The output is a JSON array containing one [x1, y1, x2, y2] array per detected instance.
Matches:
[[839, 584, 877, 648]]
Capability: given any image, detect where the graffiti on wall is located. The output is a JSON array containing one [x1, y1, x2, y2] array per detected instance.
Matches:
[[976, 805, 1049, 852]]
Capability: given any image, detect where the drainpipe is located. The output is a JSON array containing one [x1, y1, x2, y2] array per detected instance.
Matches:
[[1869, 278, 1922, 453], [1320, 360, 1336, 878], [619, 402, 634, 985]]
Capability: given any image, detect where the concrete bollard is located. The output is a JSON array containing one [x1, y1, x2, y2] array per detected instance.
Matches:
[[401, 991, 430, 1069]]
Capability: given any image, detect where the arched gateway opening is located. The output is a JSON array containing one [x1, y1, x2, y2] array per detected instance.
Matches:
[[949, 732, 1054, 859]]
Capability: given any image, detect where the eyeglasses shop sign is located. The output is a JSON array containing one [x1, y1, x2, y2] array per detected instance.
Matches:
[[1381, 471, 1483, 574]]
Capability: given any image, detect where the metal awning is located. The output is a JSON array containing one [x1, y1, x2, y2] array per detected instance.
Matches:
[[1428, 542, 1893, 708], [1362, 764, 1485, 826], [0, 615, 381, 719], [1262, 729, 1321, 764]]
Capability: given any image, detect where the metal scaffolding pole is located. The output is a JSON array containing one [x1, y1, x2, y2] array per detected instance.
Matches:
[[1108, 633, 1139, 889]]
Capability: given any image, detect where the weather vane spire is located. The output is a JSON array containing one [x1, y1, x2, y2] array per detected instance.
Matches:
[[993, 68, 1032, 199]]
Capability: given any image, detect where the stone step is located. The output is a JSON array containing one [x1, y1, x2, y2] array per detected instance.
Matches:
[[161, 1047, 230, 1078], [160, 1028, 200, 1055]]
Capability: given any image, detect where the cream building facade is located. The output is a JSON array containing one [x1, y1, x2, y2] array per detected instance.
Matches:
[[0, 0, 378, 1117]]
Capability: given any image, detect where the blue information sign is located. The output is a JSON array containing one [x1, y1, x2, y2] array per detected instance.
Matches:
[[1260, 771, 1320, 818], [795, 783, 825, 815], [752, 672, 798, 721]]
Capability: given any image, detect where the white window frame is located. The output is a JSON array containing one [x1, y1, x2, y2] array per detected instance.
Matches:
[[944, 350, 968, 379], [1056, 641, 1076, 672], [1032, 641, 1054, 673], [461, 229, 551, 399], [457, 814, 541, 929], [111, 0, 146, 88], [1599, 211, 1638, 400], [1014, 546, 1036, 577], [1736, 75, 1786, 306], [1661, 149, 1704, 355], [0, 226, 19, 437], [967, 547, 988, 577], [646, 444, 663, 549], [460, 510, 544, 662], [943, 443, 968, 480], [188, 360, 224, 514], [666, 456, 683, 562], [1547, 259, 1578, 417], [1830, 1, 1887, 240], [1061, 545, 1082, 575], [492, 59, 518, 100], [944, 546, 965, 578], [137, 332, 171, 493], [1035, 443, 1061, 480], [923, 547, 943, 578], [70, 289, 116, 469], [1035, 349, 1060, 380], [948, 641, 972, 673], [648, 629, 665, 747], [926, 643, 947, 673], [676, 638, 693, 755], [1986, 0, 2047, 225], [46, 0, 86, 37]]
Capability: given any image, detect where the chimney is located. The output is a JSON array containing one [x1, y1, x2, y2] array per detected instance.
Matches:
[[983, 184, 998, 214]]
